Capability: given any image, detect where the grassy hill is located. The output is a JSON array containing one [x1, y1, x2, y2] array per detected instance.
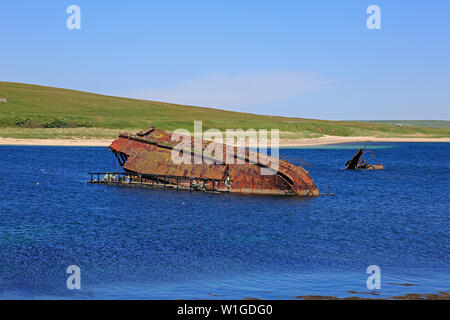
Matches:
[[0, 81, 449, 140]]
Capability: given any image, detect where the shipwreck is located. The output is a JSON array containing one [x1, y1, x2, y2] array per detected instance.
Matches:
[[89, 127, 320, 196], [345, 148, 384, 170]]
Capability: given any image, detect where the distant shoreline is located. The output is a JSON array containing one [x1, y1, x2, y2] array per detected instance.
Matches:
[[1, 135, 449, 147], [277, 135, 450, 147]]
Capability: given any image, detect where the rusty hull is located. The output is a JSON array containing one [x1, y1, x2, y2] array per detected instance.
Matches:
[[108, 127, 319, 196]]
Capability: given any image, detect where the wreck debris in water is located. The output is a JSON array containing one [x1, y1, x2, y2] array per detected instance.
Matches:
[[90, 127, 320, 196], [345, 147, 384, 170]]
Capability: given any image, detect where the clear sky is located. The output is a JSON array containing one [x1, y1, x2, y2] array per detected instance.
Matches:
[[1, 0, 449, 120]]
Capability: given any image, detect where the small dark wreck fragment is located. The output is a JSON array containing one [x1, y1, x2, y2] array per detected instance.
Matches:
[[345, 148, 384, 170], [90, 127, 320, 196]]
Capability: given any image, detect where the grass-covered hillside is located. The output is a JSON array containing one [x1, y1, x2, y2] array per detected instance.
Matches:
[[0, 81, 448, 140]]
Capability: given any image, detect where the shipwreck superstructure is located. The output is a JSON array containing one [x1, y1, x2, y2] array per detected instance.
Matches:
[[345, 148, 384, 170], [90, 127, 319, 196]]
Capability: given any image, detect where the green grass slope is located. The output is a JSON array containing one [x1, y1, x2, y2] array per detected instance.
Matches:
[[0, 81, 448, 139]]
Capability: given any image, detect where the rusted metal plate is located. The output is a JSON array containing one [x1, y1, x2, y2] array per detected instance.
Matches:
[[108, 127, 320, 196], [345, 148, 384, 170]]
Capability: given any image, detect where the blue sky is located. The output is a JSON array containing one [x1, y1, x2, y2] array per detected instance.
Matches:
[[1, 0, 449, 120]]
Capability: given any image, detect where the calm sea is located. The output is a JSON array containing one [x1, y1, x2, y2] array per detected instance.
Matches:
[[0, 142, 448, 299]]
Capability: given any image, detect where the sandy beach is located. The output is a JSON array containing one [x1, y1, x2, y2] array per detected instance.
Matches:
[[0, 137, 114, 147], [0, 135, 449, 147], [277, 135, 450, 147]]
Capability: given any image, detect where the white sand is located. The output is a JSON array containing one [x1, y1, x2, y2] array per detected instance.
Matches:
[[0, 137, 112, 147], [277, 135, 450, 147], [0, 135, 449, 147]]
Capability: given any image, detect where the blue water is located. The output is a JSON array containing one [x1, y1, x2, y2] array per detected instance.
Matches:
[[0, 143, 448, 299]]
